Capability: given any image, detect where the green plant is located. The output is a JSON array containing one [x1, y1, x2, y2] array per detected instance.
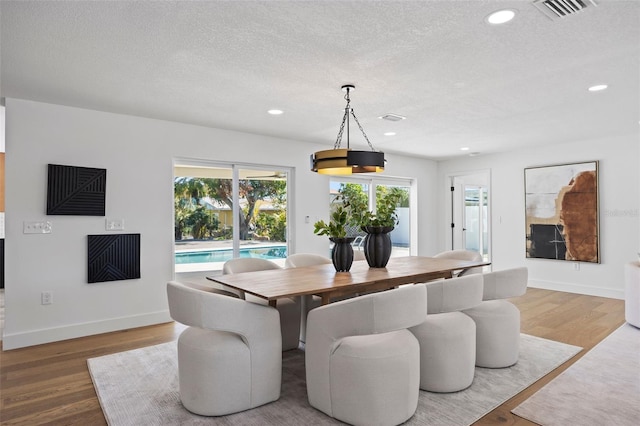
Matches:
[[342, 188, 403, 228], [255, 211, 287, 242], [184, 206, 219, 239], [313, 206, 349, 238]]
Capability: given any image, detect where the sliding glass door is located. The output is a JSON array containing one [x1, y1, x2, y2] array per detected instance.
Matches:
[[174, 160, 290, 273], [330, 176, 414, 257]]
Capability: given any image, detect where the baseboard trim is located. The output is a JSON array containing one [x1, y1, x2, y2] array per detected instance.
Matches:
[[528, 279, 624, 300], [2, 280, 624, 349], [2, 310, 172, 350]]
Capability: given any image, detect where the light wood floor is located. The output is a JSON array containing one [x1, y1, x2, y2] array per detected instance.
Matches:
[[0, 288, 625, 425]]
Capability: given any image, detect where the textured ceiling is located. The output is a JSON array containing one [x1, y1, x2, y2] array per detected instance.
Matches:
[[1, 0, 639, 160]]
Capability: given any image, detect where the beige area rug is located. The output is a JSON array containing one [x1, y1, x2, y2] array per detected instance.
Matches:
[[88, 334, 581, 426], [513, 323, 640, 426]]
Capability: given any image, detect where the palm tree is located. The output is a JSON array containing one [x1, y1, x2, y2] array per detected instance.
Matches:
[[174, 177, 209, 240]]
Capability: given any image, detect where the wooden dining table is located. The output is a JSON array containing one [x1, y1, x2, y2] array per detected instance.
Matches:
[[207, 256, 490, 307]]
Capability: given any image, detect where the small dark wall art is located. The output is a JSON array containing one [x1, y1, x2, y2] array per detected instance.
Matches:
[[88, 234, 140, 283], [525, 161, 599, 263], [47, 164, 106, 216]]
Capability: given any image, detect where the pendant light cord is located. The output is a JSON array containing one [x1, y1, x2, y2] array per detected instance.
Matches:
[[333, 87, 377, 152], [350, 108, 375, 151]]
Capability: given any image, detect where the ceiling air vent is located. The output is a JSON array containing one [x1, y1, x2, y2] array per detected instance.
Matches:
[[379, 113, 406, 122], [533, 0, 597, 20]]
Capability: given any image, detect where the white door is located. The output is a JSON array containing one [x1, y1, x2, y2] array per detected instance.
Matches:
[[450, 172, 490, 261]]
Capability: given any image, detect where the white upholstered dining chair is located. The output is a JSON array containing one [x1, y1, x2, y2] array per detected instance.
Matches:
[[222, 258, 302, 351], [463, 267, 528, 368], [306, 284, 427, 426], [284, 253, 332, 268], [179, 278, 240, 297], [284, 253, 330, 343], [409, 274, 484, 392], [167, 281, 281, 416], [625, 261, 640, 328], [433, 249, 484, 276]]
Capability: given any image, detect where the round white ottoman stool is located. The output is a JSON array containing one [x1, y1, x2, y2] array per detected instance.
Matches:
[[625, 261, 640, 328]]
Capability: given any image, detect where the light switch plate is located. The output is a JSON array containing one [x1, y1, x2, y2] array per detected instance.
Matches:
[[106, 218, 125, 231]]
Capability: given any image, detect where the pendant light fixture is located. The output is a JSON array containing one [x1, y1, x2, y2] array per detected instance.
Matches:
[[311, 85, 386, 175]]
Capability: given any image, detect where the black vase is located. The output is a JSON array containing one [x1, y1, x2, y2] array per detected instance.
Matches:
[[329, 237, 355, 272], [362, 226, 394, 268]]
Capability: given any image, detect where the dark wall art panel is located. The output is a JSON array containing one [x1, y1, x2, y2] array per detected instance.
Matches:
[[88, 234, 140, 283], [47, 164, 106, 215], [525, 161, 599, 263], [0, 239, 4, 289], [529, 224, 567, 260]]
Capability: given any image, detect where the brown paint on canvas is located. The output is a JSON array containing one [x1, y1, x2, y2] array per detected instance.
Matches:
[[559, 171, 598, 262]]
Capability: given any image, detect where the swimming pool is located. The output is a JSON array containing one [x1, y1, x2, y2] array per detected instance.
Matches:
[[175, 245, 287, 264]]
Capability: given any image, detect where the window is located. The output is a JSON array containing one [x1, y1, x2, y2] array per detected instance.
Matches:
[[330, 176, 415, 257], [174, 160, 291, 273]]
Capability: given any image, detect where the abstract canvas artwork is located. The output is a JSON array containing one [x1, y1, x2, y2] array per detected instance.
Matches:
[[47, 164, 106, 216], [88, 234, 141, 283], [525, 161, 599, 263]]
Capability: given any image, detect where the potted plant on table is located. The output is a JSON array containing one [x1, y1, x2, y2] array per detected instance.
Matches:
[[313, 206, 355, 272], [345, 189, 403, 268]]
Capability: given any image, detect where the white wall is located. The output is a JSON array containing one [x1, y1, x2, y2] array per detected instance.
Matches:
[[1, 105, 5, 151], [3, 98, 438, 349], [438, 134, 639, 299]]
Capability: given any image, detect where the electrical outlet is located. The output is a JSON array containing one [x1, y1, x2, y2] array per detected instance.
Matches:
[[41, 291, 53, 305], [24, 221, 52, 234]]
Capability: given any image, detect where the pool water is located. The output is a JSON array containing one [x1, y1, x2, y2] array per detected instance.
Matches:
[[175, 246, 287, 264]]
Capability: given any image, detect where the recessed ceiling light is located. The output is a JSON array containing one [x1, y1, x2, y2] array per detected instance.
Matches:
[[486, 9, 516, 24], [267, 109, 283, 115], [384, 132, 396, 136], [460, 147, 470, 151], [588, 84, 608, 92]]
